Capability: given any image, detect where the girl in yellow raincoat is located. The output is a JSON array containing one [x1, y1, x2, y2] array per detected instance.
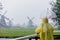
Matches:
[[35, 17, 54, 40]]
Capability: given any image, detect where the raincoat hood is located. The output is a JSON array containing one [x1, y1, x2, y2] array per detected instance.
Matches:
[[42, 17, 48, 23]]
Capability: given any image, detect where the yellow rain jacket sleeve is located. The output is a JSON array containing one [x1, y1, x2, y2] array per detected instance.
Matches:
[[35, 24, 42, 33], [35, 18, 54, 40]]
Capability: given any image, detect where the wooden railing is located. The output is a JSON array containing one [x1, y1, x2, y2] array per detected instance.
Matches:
[[15, 34, 60, 40], [16, 30, 60, 40], [15, 34, 36, 40]]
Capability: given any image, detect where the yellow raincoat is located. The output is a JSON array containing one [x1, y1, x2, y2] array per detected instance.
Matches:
[[35, 18, 54, 40]]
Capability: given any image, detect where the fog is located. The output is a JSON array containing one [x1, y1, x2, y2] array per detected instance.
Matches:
[[0, 0, 53, 25]]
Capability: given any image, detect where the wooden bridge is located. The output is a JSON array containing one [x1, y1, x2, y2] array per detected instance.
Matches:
[[15, 30, 60, 40]]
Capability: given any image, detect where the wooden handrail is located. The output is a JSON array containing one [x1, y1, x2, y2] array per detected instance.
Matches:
[[15, 34, 60, 40], [16, 30, 60, 40], [15, 34, 37, 40]]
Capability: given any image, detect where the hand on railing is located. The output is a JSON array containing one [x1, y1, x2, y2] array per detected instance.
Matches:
[[36, 33, 39, 37]]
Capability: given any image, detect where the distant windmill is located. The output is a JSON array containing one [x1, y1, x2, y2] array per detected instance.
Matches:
[[0, 2, 8, 27], [0, 10, 9, 27], [0, 2, 13, 27], [8, 18, 13, 27], [27, 16, 35, 27], [47, 8, 59, 28]]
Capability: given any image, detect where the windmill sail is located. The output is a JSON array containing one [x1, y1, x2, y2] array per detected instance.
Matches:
[[27, 16, 35, 27]]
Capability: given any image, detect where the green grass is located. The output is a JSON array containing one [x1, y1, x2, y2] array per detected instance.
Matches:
[[0, 28, 35, 38], [54, 30, 60, 35], [0, 27, 60, 38]]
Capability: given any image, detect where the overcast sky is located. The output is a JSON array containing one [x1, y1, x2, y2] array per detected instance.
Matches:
[[0, 0, 55, 25]]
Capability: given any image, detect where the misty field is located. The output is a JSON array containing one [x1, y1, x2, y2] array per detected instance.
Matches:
[[0, 28, 35, 38], [0, 27, 60, 38]]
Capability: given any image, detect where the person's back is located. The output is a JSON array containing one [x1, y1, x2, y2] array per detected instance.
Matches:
[[35, 17, 54, 40]]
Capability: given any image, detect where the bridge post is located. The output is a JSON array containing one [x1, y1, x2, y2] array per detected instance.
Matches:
[[35, 38, 38, 40], [29, 38, 32, 40]]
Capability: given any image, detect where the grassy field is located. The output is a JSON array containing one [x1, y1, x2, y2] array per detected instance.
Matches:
[[0, 27, 35, 38], [0, 27, 60, 38]]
